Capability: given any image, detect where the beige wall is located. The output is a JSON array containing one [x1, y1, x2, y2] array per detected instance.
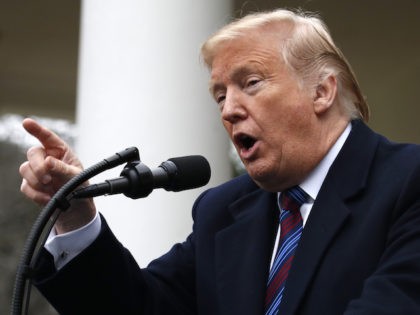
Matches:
[[1, 0, 419, 142], [0, 1, 80, 119]]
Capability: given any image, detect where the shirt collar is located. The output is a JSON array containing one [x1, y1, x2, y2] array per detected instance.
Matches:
[[299, 123, 352, 202]]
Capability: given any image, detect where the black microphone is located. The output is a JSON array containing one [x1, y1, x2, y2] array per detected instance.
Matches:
[[71, 155, 211, 199]]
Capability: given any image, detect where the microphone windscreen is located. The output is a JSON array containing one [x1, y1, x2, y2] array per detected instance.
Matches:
[[168, 155, 211, 191]]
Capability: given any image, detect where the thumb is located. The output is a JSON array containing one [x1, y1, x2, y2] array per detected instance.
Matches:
[[45, 156, 81, 180]]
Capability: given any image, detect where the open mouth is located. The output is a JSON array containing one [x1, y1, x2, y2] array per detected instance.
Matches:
[[234, 133, 257, 152]]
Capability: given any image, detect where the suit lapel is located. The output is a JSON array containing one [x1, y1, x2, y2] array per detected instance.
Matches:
[[215, 189, 278, 315], [279, 120, 380, 314], [279, 182, 351, 314]]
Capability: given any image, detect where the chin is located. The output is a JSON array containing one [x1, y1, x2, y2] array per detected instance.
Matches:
[[247, 168, 283, 192], [249, 166, 298, 193]]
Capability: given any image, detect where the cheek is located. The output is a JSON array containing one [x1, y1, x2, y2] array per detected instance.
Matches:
[[261, 107, 312, 158], [221, 120, 233, 137]]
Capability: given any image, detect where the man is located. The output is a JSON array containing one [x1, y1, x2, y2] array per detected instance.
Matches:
[[19, 9, 420, 315]]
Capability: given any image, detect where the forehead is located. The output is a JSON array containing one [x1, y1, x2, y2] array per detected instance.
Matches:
[[209, 29, 286, 82]]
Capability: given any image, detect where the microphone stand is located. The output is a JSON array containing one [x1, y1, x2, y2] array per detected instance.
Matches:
[[10, 147, 140, 315]]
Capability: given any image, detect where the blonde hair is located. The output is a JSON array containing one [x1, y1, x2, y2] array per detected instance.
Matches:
[[201, 9, 369, 122]]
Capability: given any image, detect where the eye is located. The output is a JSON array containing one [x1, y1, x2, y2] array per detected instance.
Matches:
[[244, 77, 262, 91], [247, 78, 260, 87], [217, 95, 225, 104], [214, 92, 226, 106]]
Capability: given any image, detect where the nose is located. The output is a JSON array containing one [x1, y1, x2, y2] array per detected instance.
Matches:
[[221, 88, 247, 124]]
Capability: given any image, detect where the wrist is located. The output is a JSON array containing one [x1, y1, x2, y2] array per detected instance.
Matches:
[[54, 198, 97, 234]]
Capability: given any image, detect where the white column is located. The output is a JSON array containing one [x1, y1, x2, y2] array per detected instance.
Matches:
[[75, 0, 233, 266]]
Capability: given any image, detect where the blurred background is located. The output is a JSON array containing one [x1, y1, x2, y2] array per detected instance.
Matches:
[[1, 0, 419, 314]]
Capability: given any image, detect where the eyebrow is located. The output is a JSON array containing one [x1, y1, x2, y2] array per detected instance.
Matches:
[[209, 65, 257, 96], [208, 81, 224, 97]]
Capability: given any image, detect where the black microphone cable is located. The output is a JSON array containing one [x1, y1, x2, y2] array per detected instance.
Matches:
[[11, 147, 211, 315], [11, 147, 140, 315]]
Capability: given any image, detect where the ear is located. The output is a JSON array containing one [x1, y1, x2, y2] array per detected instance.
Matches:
[[313, 74, 337, 115]]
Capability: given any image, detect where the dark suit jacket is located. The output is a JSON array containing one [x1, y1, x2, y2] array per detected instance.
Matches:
[[35, 120, 420, 314]]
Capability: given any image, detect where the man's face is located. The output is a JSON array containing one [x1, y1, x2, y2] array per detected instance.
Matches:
[[209, 30, 325, 191]]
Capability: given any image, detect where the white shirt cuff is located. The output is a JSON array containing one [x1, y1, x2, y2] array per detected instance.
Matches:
[[44, 211, 101, 270]]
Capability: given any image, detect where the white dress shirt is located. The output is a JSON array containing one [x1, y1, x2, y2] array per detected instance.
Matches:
[[45, 210, 101, 269], [269, 123, 351, 268]]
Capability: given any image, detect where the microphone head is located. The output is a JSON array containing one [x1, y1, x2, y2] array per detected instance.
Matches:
[[162, 155, 211, 192]]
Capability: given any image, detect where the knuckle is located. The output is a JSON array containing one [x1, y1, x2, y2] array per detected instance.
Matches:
[[19, 161, 29, 175], [45, 156, 59, 172], [20, 182, 49, 205], [26, 146, 40, 159], [20, 180, 27, 193]]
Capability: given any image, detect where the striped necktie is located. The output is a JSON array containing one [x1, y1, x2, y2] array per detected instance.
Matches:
[[265, 186, 309, 315]]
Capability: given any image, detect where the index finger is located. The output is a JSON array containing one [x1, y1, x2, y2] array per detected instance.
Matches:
[[22, 118, 67, 155]]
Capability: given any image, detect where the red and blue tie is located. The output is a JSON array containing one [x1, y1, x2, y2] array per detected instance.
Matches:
[[265, 186, 309, 315]]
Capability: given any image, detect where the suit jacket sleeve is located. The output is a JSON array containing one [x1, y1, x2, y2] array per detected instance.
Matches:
[[32, 173, 268, 315], [33, 199, 205, 315]]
